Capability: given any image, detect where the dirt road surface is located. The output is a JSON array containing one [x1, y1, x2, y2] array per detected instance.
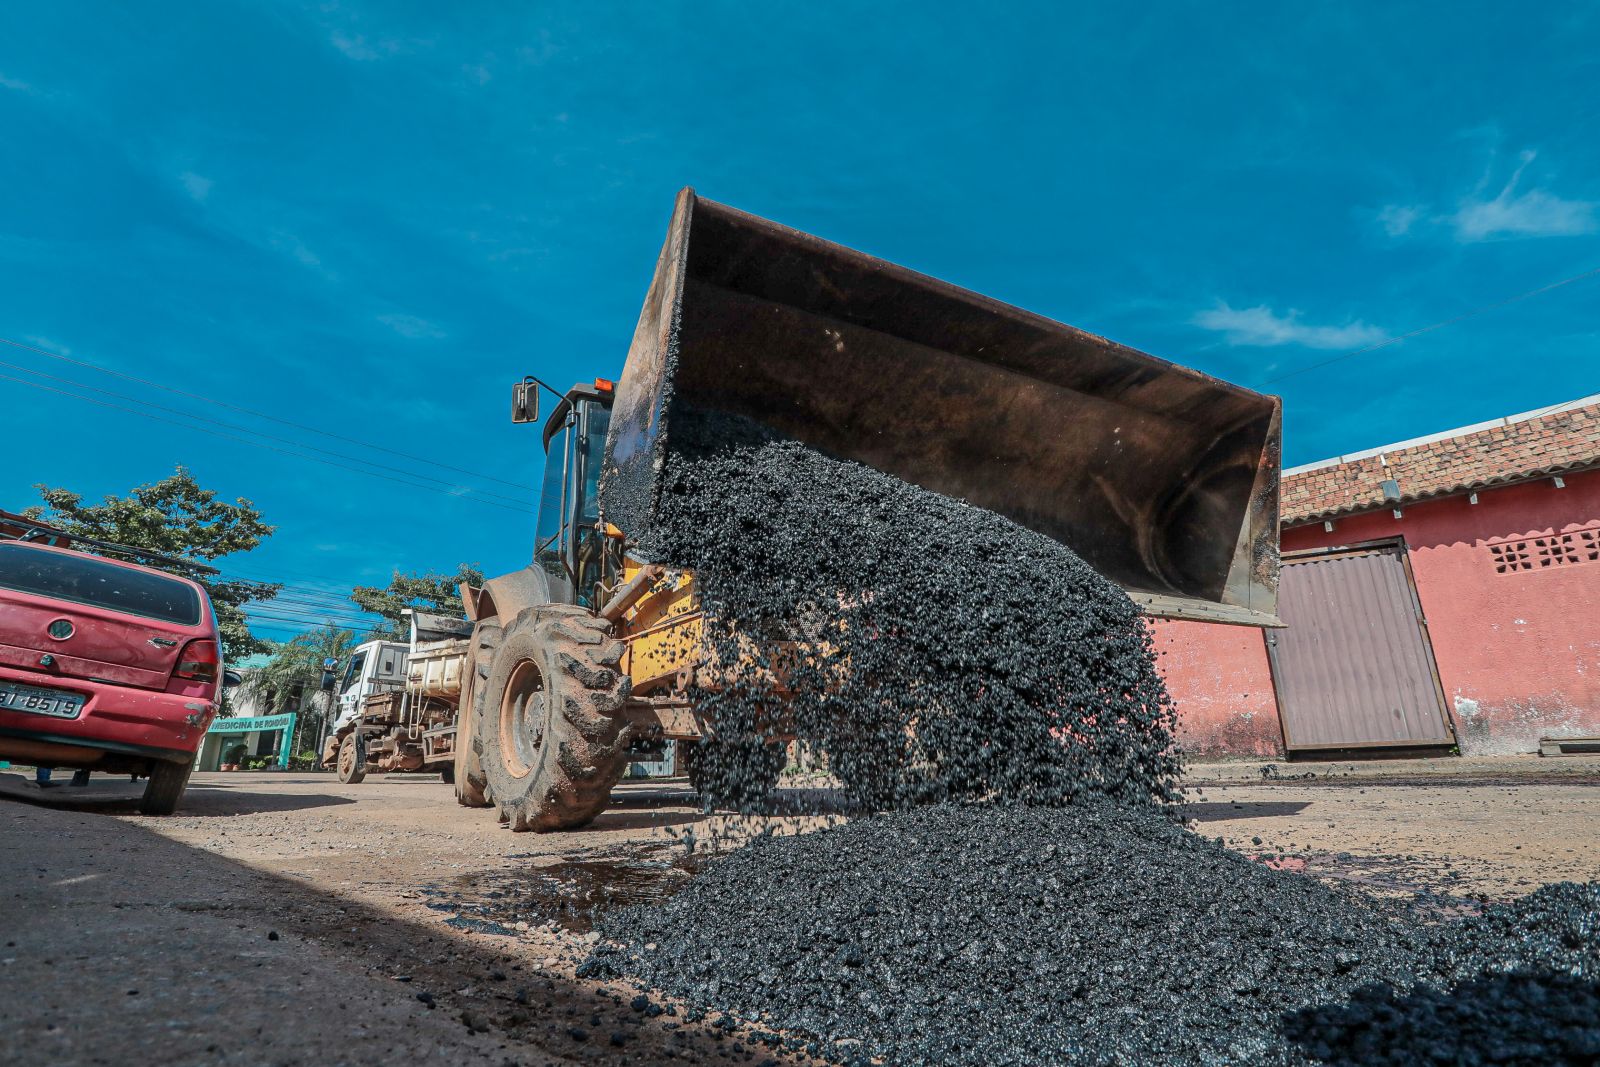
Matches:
[[3, 756, 1597, 1065]]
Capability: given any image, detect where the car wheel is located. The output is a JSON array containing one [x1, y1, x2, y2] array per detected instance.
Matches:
[[139, 759, 193, 816]]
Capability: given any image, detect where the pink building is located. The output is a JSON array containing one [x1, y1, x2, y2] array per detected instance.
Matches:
[[1157, 394, 1600, 759]]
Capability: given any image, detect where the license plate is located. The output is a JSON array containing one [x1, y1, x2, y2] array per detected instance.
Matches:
[[0, 681, 86, 719]]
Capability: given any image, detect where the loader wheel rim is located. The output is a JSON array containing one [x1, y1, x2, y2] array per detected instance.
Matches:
[[499, 659, 546, 781]]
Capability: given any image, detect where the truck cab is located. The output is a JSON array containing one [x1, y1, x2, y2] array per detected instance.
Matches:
[[333, 639, 409, 729]]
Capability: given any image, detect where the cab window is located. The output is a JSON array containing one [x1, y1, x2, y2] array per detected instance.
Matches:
[[534, 420, 573, 585], [570, 402, 611, 607], [341, 650, 368, 693]]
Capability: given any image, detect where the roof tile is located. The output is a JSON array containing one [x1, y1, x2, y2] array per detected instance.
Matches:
[[1282, 399, 1600, 525]]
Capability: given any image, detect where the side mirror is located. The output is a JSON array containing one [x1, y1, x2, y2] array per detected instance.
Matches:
[[222, 668, 243, 690], [512, 379, 540, 424]]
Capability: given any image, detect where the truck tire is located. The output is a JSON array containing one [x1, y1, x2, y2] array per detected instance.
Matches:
[[682, 737, 785, 812], [139, 759, 193, 816], [476, 604, 632, 831], [338, 732, 367, 784], [454, 621, 499, 808]]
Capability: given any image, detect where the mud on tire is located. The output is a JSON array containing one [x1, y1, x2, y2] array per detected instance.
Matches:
[[454, 620, 500, 808], [337, 732, 367, 784], [476, 604, 632, 831]]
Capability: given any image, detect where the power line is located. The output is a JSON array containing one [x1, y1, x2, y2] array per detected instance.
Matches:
[[0, 356, 532, 509], [244, 617, 395, 641], [221, 564, 486, 595], [0, 335, 536, 490], [245, 612, 383, 632], [245, 600, 379, 624], [0, 371, 534, 514], [1262, 264, 1600, 386]]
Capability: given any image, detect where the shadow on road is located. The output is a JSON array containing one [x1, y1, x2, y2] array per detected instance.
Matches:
[[1185, 800, 1312, 822], [0, 791, 804, 1066], [0, 772, 357, 817], [169, 783, 358, 816]]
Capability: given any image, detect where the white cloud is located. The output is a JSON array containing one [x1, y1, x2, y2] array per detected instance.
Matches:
[[179, 171, 213, 202], [1193, 304, 1388, 350], [268, 231, 329, 275], [1377, 204, 1421, 237], [24, 335, 70, 356], [1450, 177, 1597, 241], [378, 313, 446, 340], [1389, 150, 1597, 243], [0, 73, 30, 92], [329, 30, 411, 61], [330, 31, 380, 60]]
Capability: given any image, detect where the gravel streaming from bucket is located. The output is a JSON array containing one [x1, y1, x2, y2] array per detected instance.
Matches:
[[634, 410, 1182, 814]]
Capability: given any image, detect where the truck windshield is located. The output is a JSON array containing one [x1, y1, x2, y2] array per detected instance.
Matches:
[[341, 650, 368, 692]]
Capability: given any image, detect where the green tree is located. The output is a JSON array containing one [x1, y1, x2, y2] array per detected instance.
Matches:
[[350, 565, 483, 638], [236, 623, 359, 757], [25, 466, 282, 658]]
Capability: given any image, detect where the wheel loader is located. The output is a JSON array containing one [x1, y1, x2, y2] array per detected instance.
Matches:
[[453, 188, 1283, 831]]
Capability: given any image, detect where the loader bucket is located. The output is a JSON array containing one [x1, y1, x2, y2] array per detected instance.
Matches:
[[602, 189, 1281, 626]]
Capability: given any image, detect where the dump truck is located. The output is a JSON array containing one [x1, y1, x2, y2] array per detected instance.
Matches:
[[321, 611, 472, 784], [449, 188, 1282, 831]]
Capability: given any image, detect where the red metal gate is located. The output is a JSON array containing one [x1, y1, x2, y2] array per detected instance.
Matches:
[[1266, 542, 1456, 752]]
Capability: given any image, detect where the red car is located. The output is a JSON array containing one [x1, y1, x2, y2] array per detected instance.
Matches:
[[0, 540, 225, 814]]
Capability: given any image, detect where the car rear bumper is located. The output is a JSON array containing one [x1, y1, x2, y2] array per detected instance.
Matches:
[[0, 664, 212, 766]]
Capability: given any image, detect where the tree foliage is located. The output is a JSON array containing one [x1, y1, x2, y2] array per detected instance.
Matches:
[[350, 564, 483, 638], [236, 623, 358, 753], [25, 466, 281, 658], [237, 624, 358, 715]]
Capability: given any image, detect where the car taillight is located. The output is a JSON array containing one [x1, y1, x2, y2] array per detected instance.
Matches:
[[176, 639, 219, 682]]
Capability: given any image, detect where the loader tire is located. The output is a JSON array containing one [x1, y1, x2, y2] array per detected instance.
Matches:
[[682, 737, 785, 812], [476, 605, 632, 832], [453, 621, 498, 808]]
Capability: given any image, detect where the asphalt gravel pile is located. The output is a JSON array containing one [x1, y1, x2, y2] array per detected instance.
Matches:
[[586, 802, 1423, 1064], [1281, 970, 1600, 1066], [586, 803, 1600, 1066], [635, 410, 1181, 813]]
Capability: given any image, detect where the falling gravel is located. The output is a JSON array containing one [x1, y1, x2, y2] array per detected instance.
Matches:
[[634, 410, 1182, 814]]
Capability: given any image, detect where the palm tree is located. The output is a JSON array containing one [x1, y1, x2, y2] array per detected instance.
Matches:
[[236, 623, 360, 761]]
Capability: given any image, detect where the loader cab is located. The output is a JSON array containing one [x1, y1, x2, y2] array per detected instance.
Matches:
[[528, 379, 615, 608]]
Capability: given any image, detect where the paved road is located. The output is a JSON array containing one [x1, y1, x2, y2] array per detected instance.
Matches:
[[3, 759, 1597, 1065]]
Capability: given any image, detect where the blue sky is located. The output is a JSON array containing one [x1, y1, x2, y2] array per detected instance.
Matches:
[[2, 3, 1597, 642]]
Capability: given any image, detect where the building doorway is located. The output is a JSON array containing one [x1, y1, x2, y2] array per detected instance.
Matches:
[[1267, 541, 1456, 754]]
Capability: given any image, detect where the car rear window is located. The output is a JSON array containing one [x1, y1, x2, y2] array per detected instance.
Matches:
[[0, 544, 203, 625]]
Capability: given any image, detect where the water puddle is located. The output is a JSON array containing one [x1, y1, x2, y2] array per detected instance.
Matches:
[[425, 844, 703, 935]]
